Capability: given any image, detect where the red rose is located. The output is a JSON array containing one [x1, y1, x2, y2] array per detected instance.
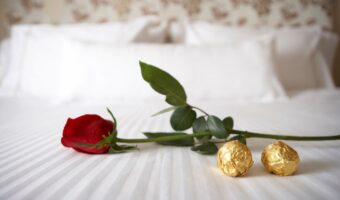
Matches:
[[61, 114, 114, 154]]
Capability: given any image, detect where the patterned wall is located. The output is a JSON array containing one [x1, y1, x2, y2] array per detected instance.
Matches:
[[0, 0, 335, 39]]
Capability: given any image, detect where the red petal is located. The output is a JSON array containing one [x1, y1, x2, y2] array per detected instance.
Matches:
[[61, 114, 114, 154], [73, 146, 110, 154]]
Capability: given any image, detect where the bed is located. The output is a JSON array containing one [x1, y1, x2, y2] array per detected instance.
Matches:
[[0, 90, 340, 200], [0, 1, 340, 200]]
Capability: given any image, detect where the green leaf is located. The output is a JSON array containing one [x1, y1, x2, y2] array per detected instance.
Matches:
[[207, 115, 227, 139], [222, 117, 233, 130], [222, 117, 233, 138], [106, 107, 117, 129], [170, 106, 197, 131], [191, 142, 218, 155], [192, 116, 210, 140], [151, 106, 179, 117], [192, 116, 207, 132], [229, 135, 247, 145], [109, 144, 138, 154], [143, 132, 194, 146], [139, 61, 187, 106]]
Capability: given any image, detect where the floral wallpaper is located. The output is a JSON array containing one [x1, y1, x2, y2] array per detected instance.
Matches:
[[0, 0, 335, 39]]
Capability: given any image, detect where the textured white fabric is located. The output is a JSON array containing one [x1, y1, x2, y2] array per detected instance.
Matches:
[[0, 16, 167, 96], [0, 89, 340, 200], [57, 38, 285, 104], [179, 22, 336, 90]]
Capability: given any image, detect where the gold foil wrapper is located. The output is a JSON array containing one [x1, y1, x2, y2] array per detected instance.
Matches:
[[217, 140, 253, 177], [261, 141, 300, 176]]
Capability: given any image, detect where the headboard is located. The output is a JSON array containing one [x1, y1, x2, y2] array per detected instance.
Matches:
[[0, 0, 334, 39], [0, 0, 338, 85]]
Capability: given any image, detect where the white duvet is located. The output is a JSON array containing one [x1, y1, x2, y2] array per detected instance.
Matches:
[[0, 89, 340, 200]]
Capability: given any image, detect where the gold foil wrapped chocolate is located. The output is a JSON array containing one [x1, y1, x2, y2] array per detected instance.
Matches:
[[217, 140, 253, 177], [261, 141, 300, 176]]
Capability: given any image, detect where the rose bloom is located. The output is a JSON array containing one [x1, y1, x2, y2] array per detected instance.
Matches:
[[61, 114, 114, 154]]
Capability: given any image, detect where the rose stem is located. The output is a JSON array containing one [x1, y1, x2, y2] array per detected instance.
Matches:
[[114, 131, 340, 144], [233, 129, 340, 141], [189, 105, 340, 141], [115, 132, 210, 143]]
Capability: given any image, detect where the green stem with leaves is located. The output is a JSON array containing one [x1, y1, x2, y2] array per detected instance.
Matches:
[[104, 62, 340, 155], [113, 104, 340, 145], [114, 130, 340, 144]]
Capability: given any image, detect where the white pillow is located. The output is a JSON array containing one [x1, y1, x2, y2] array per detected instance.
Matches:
[[319, 30, 339, 70], [0, 25, 30, 94], [59, 16, 167, 44], [0, 16, 167, 96], [18, 31, 64, 98], [179, 22, 336, 90], [57, 38, 286, 104], [0, 39, 10, 83]]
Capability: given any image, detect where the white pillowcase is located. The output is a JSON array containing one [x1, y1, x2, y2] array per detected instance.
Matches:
[[319, 31, 339, 70], [0, 16, 167, 96], [57, 38, 286, 104], [18, 31, 64, 98], [0, 39, 10, 83], [58, 16, 167, 44], [177, 22, 337, 91]]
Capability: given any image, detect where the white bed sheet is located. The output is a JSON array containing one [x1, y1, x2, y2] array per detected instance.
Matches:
[[0, 89, 340, 200]]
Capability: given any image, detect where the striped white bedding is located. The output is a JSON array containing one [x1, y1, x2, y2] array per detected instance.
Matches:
[[0, 89, 340, 200]]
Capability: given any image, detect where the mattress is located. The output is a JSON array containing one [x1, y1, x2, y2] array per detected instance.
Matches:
[[0, 89, 340, 200]]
